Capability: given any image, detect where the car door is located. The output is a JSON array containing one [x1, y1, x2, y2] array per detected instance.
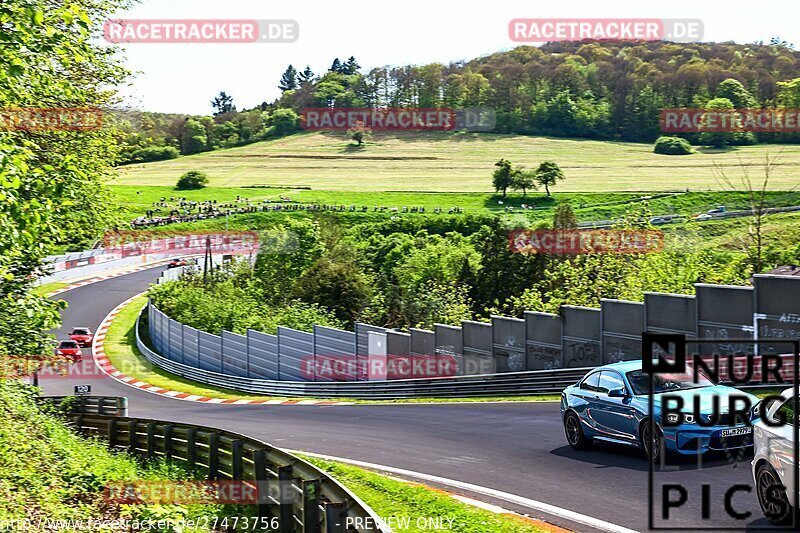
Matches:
[[768, 399, 796, 493], [573, 371, 601, 422], [592, 371, 637, 441]]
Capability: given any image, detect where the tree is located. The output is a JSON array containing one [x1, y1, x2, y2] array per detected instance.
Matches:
[[511, 169, 537, 197], [294, 257, 374, 323], [211, 91, 235, 115], [0, 0, 130, 370], [545, 91, 582, 136], [298, 65, 315, 84], [181, 119, 208, 154], [254, 219, 325, 303], [553, 204, 578, 229], [698, 97, 736, 148], [271, 108, 300, 136], [492, 159, 515, 198], [716, 79, 756, 108], [330, 58, 343, 73], [769, 36, 794, 49], [346, 121, 371, 145], [342, 56, 361, 75], [279, 65, 298, 92], [713, 155, 779, 273], [777, 78, 800, 108], [534, 160, 565, 196], [313, 74, 347, 107], [176, 170, 209, 190]]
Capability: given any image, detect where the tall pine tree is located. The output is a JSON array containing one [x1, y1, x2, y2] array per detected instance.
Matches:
[[298, 65, 315, 84], [343, 56, 360, 75], [210, 91, 234, 115], [279, 65, 298, 92]]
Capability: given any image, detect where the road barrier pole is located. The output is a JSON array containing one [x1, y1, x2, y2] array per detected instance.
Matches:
[[253, 449, 271, 519], [278, 465, 294, 533], [302, 479, 321, 533]]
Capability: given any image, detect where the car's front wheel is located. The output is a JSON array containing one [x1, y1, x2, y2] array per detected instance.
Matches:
[[564, 411, 591, 450], [641, 421, 665, 462], [756, 462, 794, 525]]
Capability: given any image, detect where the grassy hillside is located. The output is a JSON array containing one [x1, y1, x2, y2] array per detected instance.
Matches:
[[0, 381, 247, 530], [115, 131, 800, 192]]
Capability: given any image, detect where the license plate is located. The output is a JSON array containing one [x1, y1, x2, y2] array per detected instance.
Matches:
[[721, 427, 752, 438]]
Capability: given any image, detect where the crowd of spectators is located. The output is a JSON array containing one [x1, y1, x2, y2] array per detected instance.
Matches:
[[130, 195, 465, 229]]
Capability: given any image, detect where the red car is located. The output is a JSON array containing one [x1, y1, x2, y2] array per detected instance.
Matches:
[[56, 340, 82, 362], [69, 327, 93, 347], [167, 258, 189, 268]]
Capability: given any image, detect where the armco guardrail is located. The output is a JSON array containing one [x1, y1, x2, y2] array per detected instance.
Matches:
[[65, 411, 386, 532], [38, 395, 128, 416], [151, 269, 800, 376], [141, 267, 800, 397], [137, 310, 588, 398]]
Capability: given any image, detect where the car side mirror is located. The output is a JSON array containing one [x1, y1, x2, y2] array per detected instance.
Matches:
[[608, 387, 627, 398]]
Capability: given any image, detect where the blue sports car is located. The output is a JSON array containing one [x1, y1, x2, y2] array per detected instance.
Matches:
[[560, 360, 759, 460]]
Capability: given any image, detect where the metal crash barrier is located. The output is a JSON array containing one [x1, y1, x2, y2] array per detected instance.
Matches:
[[41, 396, 387, 533]]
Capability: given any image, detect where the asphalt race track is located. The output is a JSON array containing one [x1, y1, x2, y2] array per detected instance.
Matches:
[[40, 266, 780, 532]]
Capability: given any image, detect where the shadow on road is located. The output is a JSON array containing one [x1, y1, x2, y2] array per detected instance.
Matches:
[[551, 443, 754, 473]]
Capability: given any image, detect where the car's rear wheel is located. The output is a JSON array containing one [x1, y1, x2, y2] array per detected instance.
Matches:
[[564, 412, 591, 450], [641, 421, 664, 462], [756, 462, 794, 525]]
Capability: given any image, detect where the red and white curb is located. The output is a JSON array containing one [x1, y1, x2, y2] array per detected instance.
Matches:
[[46, 260, 174, 298], [91, 294, 354, 406]]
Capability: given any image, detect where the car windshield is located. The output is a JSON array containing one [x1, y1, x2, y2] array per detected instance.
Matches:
[[59, 341, 78, 348], [72, 329, 89, 335], [626, 367, 714, 395]]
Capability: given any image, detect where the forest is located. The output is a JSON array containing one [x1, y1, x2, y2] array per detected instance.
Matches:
[[118, 40, 800, 163]]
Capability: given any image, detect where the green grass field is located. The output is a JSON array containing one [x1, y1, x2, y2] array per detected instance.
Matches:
[[115, 131, 800, 192]]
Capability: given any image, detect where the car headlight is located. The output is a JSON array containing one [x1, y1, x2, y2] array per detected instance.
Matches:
[[666, 413, 695, 424], [750, 400, 761, 421]]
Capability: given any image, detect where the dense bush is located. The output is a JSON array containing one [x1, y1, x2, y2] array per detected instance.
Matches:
[[127, 145, 179, 163], [148, 262, 345, 335], [654, 136, 694, 155], [176, 170, 209, 190], [149, 210, 760, 334], [271, 108, 301, 136]]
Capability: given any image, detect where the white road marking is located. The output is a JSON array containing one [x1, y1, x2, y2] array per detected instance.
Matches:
[[290, 451, 640, 533]]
